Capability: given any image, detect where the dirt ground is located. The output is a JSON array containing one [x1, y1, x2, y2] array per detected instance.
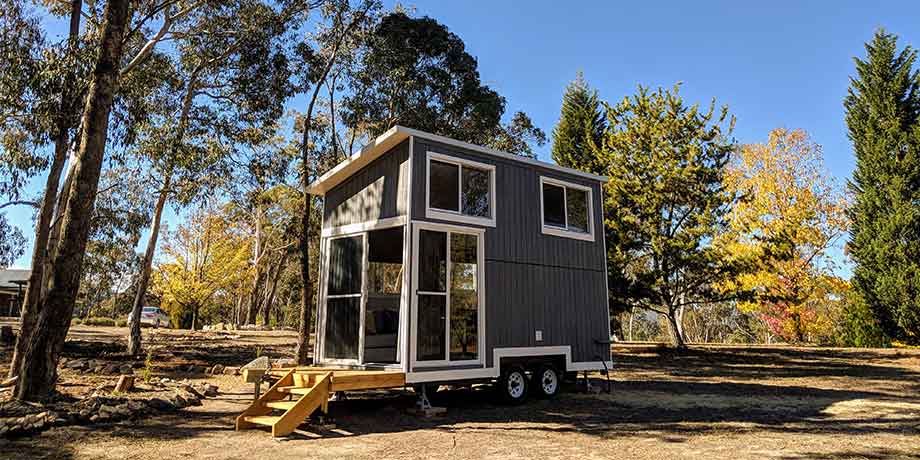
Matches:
[[1, 321, 920, 460]]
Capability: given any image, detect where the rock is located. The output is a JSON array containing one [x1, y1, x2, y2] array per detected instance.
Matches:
[[102, 363, 121, 374], [127, 400, 146, 413], [114, 375, 135, 393], [222, 366, 240, 375], [210, 364, 225, 375], [201, 384, 218, 397], [180, 384, 203, 399], [64, 359, 88, 370], [274, 358, 296, 368], [98, 404, 118, 417], [242, 356, 269, 370], [119, 364, 134, 375], [146, 398, 175, 412], [169, 392, 188, 408]]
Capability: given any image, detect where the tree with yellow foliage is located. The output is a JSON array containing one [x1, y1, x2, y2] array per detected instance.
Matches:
[[152, 206, 252, 330], [719, 128, 849, 343]]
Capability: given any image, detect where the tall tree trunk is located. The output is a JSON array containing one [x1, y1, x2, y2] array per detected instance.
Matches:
[[127, 172, 171, 355], [9, 0, 82, 379], [666, 305, 687, 349], [260, 251, 287, 326], [294, 3, 368, 365], [247, 205, 263, 325], [126, 70, 197, 354], [16, 0, 131, 401]]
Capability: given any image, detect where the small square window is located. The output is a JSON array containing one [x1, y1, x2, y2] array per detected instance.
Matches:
[[540, 177, 594, 241], [427, 152, 495, 226]]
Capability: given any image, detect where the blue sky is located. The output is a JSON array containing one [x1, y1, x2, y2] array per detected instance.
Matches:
[[7, 1, 920, 275]]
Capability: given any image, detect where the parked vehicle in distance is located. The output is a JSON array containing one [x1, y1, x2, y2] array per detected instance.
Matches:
[[128, 306, 170, 328]]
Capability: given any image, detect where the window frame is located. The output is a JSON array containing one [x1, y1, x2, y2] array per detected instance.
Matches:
[[539, 176, 595, 242], [411, 222, 486, 369], [425, 151, 497, 227]]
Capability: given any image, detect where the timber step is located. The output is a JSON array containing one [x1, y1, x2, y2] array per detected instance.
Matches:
[[235, 370, 333, 437], [242, 415, 282, 427], [264, 400, 299, 410], [276, 385, 316, 395], [236, 368, 407, 437]]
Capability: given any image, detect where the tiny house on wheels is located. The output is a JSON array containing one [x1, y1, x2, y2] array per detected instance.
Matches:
[[237, 126, 611, 436]]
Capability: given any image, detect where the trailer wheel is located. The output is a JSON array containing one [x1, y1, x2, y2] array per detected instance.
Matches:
[[497, 365, 528, 404], [532, 365, 560, 399]]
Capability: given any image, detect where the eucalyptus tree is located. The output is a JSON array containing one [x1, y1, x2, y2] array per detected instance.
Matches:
[[15, 0, 134, 401], [126, 0, 298, 354], [341, 12, 546, 156], [293, 0, 381, 365], [5, 0, 206, 385]]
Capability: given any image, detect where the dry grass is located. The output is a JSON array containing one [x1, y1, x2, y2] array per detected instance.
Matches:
[[1, 322, 919, 459]]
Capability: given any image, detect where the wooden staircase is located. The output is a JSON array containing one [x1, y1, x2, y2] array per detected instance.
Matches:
[[235, 369, 332, 437]]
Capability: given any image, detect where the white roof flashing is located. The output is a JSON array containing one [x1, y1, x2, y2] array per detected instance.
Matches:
[[305, 126, 608, 195]]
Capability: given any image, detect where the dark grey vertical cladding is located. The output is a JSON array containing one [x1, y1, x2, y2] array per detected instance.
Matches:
[[323, 139, 410, 229], [412, 139, 609, 366]]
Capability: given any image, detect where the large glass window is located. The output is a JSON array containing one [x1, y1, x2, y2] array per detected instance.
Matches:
[[427, 153, 495, 225], [415, 228, 481, 364], [541, 177, 593, 239]]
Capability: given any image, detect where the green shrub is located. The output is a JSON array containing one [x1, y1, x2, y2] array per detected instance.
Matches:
[[142, 349, 153, 383], [83, 317, 116, 327], [841, 296, 889, 347], [114, 319, 127, 327]]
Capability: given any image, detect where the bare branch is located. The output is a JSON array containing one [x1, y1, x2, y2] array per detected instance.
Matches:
[[0, 200, 40, 210]]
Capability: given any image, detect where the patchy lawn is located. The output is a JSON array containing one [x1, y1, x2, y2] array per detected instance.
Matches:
[[2, 321, 920, 459]]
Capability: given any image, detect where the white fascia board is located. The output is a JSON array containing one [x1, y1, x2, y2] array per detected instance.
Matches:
[[306, 126, 608, 196]]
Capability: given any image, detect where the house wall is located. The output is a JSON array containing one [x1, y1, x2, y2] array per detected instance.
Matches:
[[322, 139, 410, 229], [410, 138, 610, 367]]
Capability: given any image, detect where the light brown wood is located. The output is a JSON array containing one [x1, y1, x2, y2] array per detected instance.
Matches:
[[235, 369, 294, 431], [236, 367, 407, 437], [242, 368, 266, 383], [272, 372, 331, 437], [264, 400, 299, 410], [114, 375, 134, 393], [330, 372, 406, 391], [243, 415, 282, 426]]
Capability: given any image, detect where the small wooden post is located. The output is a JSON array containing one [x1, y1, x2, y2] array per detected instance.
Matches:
[[115, 375, 135, 393]]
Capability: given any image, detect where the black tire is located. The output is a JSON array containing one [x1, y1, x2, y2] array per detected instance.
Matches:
[[531, 365, 561, 399], [496, 365, 529, 404]]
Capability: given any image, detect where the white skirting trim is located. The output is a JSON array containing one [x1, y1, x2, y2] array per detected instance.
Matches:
[[405, 345, 612, 384]]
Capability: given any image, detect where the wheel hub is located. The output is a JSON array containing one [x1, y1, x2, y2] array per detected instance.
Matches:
[[541, 369, 558, 394], [507, 372, 525, 398]]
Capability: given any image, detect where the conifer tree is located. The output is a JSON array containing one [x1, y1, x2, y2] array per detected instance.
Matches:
[[845, 29, 920, 345], [551, 72, 606, 174]]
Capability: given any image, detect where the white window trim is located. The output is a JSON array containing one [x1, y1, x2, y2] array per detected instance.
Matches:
[[425, 151, 497, 227], [539, 176, 595, 242], [410, 221, 486, 369]]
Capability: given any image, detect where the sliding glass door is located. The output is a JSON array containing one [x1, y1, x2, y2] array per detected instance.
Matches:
[[321, 226, 404, 365], [412, 224, 483, 367]]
